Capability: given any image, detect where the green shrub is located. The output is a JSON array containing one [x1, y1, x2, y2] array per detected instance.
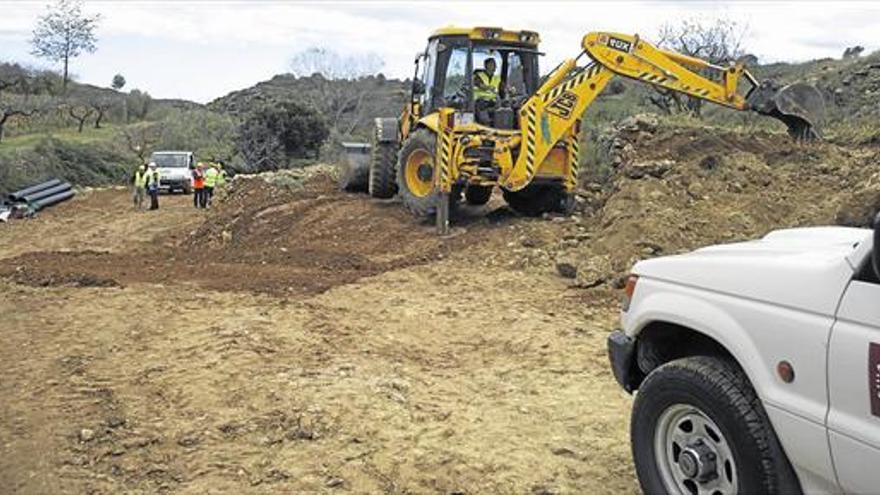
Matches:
[[0, 136, 130, 196]]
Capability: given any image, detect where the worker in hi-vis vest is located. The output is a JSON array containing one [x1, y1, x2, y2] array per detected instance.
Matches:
[[203, 162, 219, 208], [132, 163, 148, 211], [473, 58, 500, 103], [145, 162, 161, 210]]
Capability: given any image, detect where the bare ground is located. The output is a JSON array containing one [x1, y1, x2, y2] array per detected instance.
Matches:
[[5, 123, 872, 494], [0, 179, 636, 494]]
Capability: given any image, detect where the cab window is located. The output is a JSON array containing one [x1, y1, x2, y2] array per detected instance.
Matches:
[[442, 46, 469, 104]]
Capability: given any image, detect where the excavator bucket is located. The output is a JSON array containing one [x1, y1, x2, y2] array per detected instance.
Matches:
[[747, 81, 826, 141], [337, 142, 371, 192]]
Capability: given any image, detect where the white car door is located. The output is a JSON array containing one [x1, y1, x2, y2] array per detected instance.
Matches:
[[828, 260, 880, 493]]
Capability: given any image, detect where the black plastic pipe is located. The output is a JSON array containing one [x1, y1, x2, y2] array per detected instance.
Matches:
[[21, 183, 72, 203], [31, 189, 75, 210], [8, 178, 62, 201]]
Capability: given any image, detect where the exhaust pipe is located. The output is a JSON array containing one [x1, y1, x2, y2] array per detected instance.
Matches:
[[747, 81, 825, 141]]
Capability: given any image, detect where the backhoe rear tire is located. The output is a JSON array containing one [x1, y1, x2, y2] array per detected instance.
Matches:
[[369, 140, 398, 199], [502, 184, 575, 216], [464, 185, 493, 205]]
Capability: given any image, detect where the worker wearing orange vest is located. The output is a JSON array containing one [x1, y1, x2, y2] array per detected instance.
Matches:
[[192, 162, 206, 209]]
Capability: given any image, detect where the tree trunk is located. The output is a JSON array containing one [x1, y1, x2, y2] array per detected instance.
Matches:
[[77, 119, 85, 133], [63, 57, 69, 92], [0, 113, 10, 144], [94, 110, 103, 129]]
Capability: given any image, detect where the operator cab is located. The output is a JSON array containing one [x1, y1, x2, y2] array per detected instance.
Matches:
[[411, 26, 541, 129]]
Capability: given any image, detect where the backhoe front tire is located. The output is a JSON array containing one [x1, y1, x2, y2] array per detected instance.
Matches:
[[464, 185, 493, 206], [396, 129, 444, 217], [502, 184, 575, 216], [369, 140, 398, 199]]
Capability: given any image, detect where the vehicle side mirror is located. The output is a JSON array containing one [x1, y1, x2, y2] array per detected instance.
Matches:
[[412, 79, 425, 96], [873, 212, 880, 279]]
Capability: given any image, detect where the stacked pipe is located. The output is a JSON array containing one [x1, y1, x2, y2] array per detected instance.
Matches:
[[7, 178, 75, 211]]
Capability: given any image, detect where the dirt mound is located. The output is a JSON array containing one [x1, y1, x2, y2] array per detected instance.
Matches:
[[2, 251, 121, 288], [0, 170, 511, 296], [555, 119, 880, 287]]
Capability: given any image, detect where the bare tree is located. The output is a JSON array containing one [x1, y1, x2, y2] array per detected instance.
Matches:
[[120, 123, 162, 162], [88, 94, 112, 128], [0, 101, 38, 144], [66, 99, 94, 132], [649, 17, 748, 117], [288, 47, 385, 134], [289, 47, 384, 80], [0, 66, 41, 144], [30, 0, 101, 91]]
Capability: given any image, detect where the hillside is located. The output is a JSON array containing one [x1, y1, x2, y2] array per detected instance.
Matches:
[[208, 73, 408, 140]]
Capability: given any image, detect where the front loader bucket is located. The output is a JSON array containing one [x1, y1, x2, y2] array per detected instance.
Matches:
[[747, 81, 826, 141], [338, 142, 371, 192]]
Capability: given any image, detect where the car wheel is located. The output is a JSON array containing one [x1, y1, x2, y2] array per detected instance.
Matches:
[[631, 356, 801, 495]]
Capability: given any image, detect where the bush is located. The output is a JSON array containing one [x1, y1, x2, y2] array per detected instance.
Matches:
[[234, 100, 329, 172], [0, 136, 130, 196]]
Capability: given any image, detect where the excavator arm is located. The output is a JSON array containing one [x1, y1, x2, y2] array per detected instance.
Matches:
[[500, 31, 823, 191]]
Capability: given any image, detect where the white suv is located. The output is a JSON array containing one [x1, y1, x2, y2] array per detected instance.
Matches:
[[608, 214, 880, 494]]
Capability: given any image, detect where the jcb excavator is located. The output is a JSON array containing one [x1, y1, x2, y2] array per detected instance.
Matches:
[[341, 27, 824, 233]]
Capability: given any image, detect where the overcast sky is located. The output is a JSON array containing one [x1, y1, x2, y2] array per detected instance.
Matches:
[[1, 1, 878, 103]]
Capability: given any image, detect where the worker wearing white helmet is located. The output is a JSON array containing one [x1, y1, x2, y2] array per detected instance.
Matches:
[[146, 162, 161, 210]]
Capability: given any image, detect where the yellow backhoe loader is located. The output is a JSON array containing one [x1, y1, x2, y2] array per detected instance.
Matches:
[[341, 27, 824, 233]]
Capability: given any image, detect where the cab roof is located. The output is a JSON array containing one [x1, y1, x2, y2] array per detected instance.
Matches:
[[429, 26, 540, 46]]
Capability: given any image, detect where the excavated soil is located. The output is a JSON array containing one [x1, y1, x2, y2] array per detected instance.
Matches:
[[0, 174, 508, 296], [1, 122, 877, 494]]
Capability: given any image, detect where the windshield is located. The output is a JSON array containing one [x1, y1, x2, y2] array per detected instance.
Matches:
[[151, 153, 189, 168]]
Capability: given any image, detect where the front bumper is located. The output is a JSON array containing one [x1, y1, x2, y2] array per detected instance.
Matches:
[[160, 178, 190, 189], [607, 330, 639, 393]]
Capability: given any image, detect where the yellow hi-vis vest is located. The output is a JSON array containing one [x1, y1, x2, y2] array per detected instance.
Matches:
[[145, 169, 160, 187], [474, 71, 500, 101], [204, 167, 219, 188], [134, 169, 147, 188]]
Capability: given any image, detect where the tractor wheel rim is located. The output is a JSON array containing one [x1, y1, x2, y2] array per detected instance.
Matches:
[[405, 149, 434, 198], [654, 404, 738, 495]]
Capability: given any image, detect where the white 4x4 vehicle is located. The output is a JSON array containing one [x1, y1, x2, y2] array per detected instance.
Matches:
[[609, 215, 880, 494], [150, 151, 194, 194]]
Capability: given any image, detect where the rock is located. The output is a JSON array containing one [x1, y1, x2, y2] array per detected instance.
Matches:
[[551, 446, 577, 457], [555, 256, 578, 279], [574, 255, 613, 288], [79, 428, 95, 442], [624, 159, 674, 179], [699, 155, 723, 171], [835, 186, 880, 227], [618, 113, 659, 134], [106, 416, 126, 429], [521, 237, 541, 248], [221, 230, 233, 243], [326, 477, 344, 488]]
